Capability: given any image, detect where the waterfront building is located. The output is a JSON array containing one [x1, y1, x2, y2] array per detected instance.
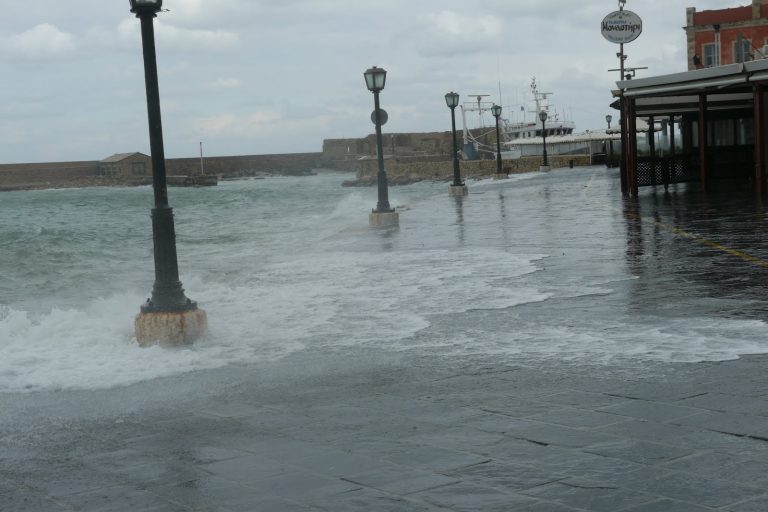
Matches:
[[686, 0, 768, 69], [611, 0, 768, 196]]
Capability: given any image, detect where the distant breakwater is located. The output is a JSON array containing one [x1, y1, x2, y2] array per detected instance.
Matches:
[[0, 152, 328, 192]]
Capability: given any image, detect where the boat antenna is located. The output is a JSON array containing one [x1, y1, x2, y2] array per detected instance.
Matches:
[[497, 55, 503, 117], [468, 94, 490, 108]]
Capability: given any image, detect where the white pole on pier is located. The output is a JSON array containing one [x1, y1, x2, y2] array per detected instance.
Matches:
[[199, 141, 205, 176]]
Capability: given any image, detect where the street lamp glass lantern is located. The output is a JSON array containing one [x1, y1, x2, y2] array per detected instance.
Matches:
[[606, 114, 613, 124], [364, 66, 387, 92], [445, 91, 460, 109], [491, 104, 502, 118], [539, 110, 548, 123], [129, 0, 162, 13]]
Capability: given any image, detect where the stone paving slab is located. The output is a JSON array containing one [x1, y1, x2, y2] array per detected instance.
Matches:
[[341, 465, 458, 495], [380, 445, 490, 472], [537, 390, 630, 409], [676, 392, 768, 415], [622, 470, 766, 508], [672, 409, 768, 438], [532, 450, 648, 482], [617, 499, 714, 512], [595, 399, 704, 422], [444, 461, 563, 492], [312, 488, 435, 512], [0, 489, 74, 512], [728, 495, 768, 512], [5, 349, 768, 512], [410, 481, 538, 511], [56, 484, 188, 512], [526, 408, 628, 429], [584, 439, 694, 465], [593, 417, 700, 444], [519, 478, 657, 512], [663, 452, 768, 487]]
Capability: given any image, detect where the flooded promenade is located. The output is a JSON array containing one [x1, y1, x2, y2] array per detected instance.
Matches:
[[3, 166, 768, 511]]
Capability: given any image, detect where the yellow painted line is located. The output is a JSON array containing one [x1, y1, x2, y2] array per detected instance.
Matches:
[[624, 211, 768, 269]]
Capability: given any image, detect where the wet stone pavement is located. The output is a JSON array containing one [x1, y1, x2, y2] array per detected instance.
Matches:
[[4, 166, 768, 511]]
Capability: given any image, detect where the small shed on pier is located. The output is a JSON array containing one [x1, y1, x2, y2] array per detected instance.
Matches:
[[98, 153, 151, 178], [615, 60, 768, 195]]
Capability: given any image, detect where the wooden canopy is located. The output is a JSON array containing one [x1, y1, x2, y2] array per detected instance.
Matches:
[[615, 60, 768, 195]]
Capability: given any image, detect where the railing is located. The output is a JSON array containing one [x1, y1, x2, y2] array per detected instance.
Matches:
[[636, 155, 699, 187], [636, 146, 755, 187]]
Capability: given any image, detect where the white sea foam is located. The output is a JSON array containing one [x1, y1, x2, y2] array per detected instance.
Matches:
[[4, 241, 766, 393], [0, 248, 549, 393], [485, 317, 768, 365]]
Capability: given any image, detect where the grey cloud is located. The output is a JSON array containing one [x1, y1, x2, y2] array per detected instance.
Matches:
[[0, 24, 76, 60]]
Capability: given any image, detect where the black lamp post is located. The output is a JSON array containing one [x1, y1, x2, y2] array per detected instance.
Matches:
[[445, 91, 463, 187], [364, 66, 393, 213], [130, 0, 197, 315], [539, 110, 549, 168], [491, 104, 503, 175], [606, 114, 614, 168]]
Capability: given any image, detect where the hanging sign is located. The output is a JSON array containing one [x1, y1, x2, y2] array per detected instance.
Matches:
[[601, 10, 643, 44]]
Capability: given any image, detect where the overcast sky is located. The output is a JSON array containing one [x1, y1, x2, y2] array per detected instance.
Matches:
[[0, 0, 748, 163]]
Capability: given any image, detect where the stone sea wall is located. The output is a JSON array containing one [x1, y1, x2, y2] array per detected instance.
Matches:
[[165, 153, 324, 178], [341, 155, 591, 186]]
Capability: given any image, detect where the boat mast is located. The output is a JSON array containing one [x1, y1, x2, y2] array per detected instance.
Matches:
[[460, 95, 498, 159], [461, 105, 469, 148], [497, 55, 504, 119], [468, 94, 489, 128]]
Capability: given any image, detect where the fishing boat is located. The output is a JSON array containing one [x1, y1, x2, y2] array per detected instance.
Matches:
[[505, 78, 576, 141], [460, 77, 575, 161]]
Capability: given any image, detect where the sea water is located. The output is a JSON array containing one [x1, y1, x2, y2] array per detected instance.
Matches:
[[1, 168, 767, 394]]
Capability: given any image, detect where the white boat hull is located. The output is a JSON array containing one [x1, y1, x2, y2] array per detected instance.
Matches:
[[497, 149, 521, 160]]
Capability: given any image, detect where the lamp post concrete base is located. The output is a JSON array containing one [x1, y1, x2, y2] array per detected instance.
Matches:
[[493, 174, 508, 180], [539, 165, 551, 172], [135, 308, 208, 348], [448, 185, 468, 196], [369, 211, 399, 228]]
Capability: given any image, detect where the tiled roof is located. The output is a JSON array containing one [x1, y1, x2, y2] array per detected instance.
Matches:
[[100, 152, 148, 163]]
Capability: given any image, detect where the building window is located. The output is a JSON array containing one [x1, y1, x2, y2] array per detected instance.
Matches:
[[734, 38, 752, 63], [708, 119, 735, 146], [702, 43, 720, 67], [736, 118, 754, 145], [761, 39, 768, 59], [132, 162, 146, 175]]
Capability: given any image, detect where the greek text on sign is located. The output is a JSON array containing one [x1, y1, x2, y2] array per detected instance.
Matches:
[[601, 10, 642, 44]]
